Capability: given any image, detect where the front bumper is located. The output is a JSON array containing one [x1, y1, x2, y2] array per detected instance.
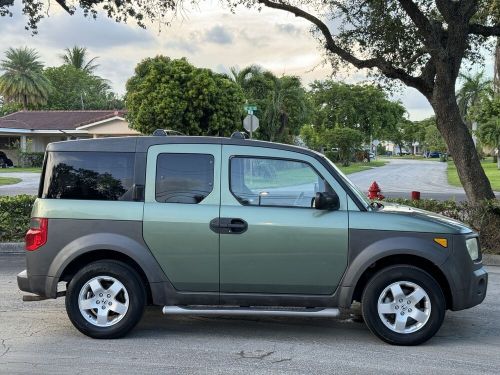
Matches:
[[451, 266, 488, 311]]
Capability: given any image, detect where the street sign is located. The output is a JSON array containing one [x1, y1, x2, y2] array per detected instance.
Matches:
[[244, 105, 257, 112], [243, 114, 259, 138], [372, 139, 380, 146]]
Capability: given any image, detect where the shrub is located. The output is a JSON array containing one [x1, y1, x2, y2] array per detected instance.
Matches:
[[386, 198, 500, 254], [0, 195, 36, 242], [19, 152, 44, 167]]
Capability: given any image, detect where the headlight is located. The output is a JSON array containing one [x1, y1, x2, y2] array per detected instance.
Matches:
[[466, 238, 479, 261]]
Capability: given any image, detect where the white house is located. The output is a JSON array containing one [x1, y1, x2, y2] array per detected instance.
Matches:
[[0, 110, 140, 163]]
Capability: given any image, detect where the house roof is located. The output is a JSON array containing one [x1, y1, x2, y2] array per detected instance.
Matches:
[[0, 110, 126, 131]]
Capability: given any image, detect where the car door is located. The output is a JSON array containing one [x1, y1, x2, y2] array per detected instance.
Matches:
[[219, 145, 349, 295], [142, 144, 221, 292]]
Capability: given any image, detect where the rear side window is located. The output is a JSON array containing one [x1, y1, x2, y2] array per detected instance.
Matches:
[[155, 153, 214, 204], [41, 151, 135, 201]]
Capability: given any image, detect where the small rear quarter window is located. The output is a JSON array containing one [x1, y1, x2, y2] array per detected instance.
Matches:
[[41, 151, 135, 201]]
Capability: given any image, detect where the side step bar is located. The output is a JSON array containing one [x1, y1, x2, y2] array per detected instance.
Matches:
[[162, 306, 340, 318]]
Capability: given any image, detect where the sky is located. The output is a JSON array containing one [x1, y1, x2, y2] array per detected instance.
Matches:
[[0, 1, 495, 121]]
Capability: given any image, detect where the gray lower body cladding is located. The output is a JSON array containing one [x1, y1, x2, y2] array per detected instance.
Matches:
[[18, 220, 487, 311]]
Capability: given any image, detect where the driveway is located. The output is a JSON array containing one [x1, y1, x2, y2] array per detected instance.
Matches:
[[1, 253, 499, 374], [348, 158, 498, 200], [0, 173, 41, 196]]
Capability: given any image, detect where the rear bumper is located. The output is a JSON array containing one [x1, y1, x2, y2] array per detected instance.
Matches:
[[17, 270, 54, 298]]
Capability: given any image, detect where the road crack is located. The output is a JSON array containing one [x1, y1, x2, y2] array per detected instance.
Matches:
[[0, 340, 11, 358], [237, 350, 275, 360]]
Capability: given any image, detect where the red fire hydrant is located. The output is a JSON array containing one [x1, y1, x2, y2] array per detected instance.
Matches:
[[367, 181, 385, 200]]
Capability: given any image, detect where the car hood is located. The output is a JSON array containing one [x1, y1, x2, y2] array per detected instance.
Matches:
[[373, 202, 473, 234]]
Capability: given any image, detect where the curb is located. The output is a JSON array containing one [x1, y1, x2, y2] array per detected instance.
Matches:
[[0, 242, 24, 254], [1, 242, 499, 265], [483, 254, 500, 267]]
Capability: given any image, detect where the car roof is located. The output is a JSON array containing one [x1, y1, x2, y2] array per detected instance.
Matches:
[[46, 136, 323, 158]]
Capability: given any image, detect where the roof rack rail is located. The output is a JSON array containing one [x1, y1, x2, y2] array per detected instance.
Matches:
[[152, 129, 185, 136], [231, 131, 247, 139]]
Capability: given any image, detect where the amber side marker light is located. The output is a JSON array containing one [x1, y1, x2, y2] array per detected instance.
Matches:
[[434, 238, 448, 248]]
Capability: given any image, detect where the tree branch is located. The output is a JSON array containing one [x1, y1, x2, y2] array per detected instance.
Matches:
[[397, 0, 440, 50], [55, 0, 71, 14], [469, 23, 500, 37], [258, 0, 430, 93]]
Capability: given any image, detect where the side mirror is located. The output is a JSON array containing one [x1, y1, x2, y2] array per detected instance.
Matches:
[[315, 191, 340, 211]]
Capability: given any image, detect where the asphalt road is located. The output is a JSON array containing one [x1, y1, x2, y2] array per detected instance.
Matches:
[[1, 254, 499, 374], [0, 172, 40, 196]]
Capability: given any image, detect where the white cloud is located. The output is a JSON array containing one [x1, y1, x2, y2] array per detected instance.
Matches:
[[0, 1, 495, 121]]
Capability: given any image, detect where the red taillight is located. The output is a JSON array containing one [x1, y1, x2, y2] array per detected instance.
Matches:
[[25, 218, 48, 251]]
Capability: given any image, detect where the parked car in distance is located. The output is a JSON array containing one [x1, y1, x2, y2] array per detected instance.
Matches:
[[0, 151, 13, 168], [18, 134, 487, 345], [428, 151, 441, 158]]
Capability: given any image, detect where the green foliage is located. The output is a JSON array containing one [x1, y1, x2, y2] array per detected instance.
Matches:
[[456, 72, 492, 123], [474, 94, 500, 157], [43, 65, 122, 110], [324, 127, 364, 166], [18, 151, 44, 167], [0, 47, 52, 108], [0, 195, 36, 242], [60, 46, 99, 73], [300, 124, 322, 151], [385, 198, 500, 254], [424, 121, 447, 152], [126, 56, 244, 136], [230, 66, 310, 142], [0, 100, 22, 116], [309, 81, 405, 141]]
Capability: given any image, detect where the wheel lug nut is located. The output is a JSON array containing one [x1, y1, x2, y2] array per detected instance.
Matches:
[[401, 312, 405, 315], [102, 306, 106, 309], [107, 294, 111, 298], [399, 299, 403, 303], [108, 302, 112, 306], [99, 293, 103, 297], [407, 301, 411, 304], [96, 300, 100, 304], [408, 308, 412, 312], [395, 305, 399, 309]]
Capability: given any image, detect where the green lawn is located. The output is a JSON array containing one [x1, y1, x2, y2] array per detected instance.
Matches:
[[337, 160, 387, 174], [447, 159, 500, 191], [0, 167, 42, 173], [0, 177, 22, 186]]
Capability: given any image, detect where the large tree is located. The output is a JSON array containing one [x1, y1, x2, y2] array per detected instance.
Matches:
[[126, 56, 244, 136], [310, 81, 406, 142], [0, 47, 52, 109], [43, 65, 122, 110], [4, 0, 499, 202], [231, 66, 309, 142]]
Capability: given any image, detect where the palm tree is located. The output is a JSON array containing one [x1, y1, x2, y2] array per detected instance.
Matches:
[[0, 47, 52, 109], [456, 72, 492, 127], [60, 46, 99, 73], [478, 119, 500, 169]]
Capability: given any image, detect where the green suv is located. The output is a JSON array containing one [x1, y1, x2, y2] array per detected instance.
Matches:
[[17, 134, 487, 345]]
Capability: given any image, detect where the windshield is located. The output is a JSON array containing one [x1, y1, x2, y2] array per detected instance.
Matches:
[[322, 156, 371, 210]]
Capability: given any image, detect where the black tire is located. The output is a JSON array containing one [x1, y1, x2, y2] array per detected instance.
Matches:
[[361, 265, 445, 346], [65, 260, 146, 339]]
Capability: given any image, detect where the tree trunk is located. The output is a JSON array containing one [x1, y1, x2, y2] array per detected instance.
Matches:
[[22, 95, 28, 110], [431, 90, 495, 202], [494, 38, 500, 94]]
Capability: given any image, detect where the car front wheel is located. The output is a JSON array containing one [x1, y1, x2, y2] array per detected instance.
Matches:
[[361, 265, 446, 345], [65, 260, 146, 339]]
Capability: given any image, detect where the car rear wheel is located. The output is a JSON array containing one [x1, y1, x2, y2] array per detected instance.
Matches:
[[65, 260, 146, 339], [361, 265, 445, 345]]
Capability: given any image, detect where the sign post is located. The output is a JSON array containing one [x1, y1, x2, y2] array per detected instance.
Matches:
[[243, 105, 259, 139]]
